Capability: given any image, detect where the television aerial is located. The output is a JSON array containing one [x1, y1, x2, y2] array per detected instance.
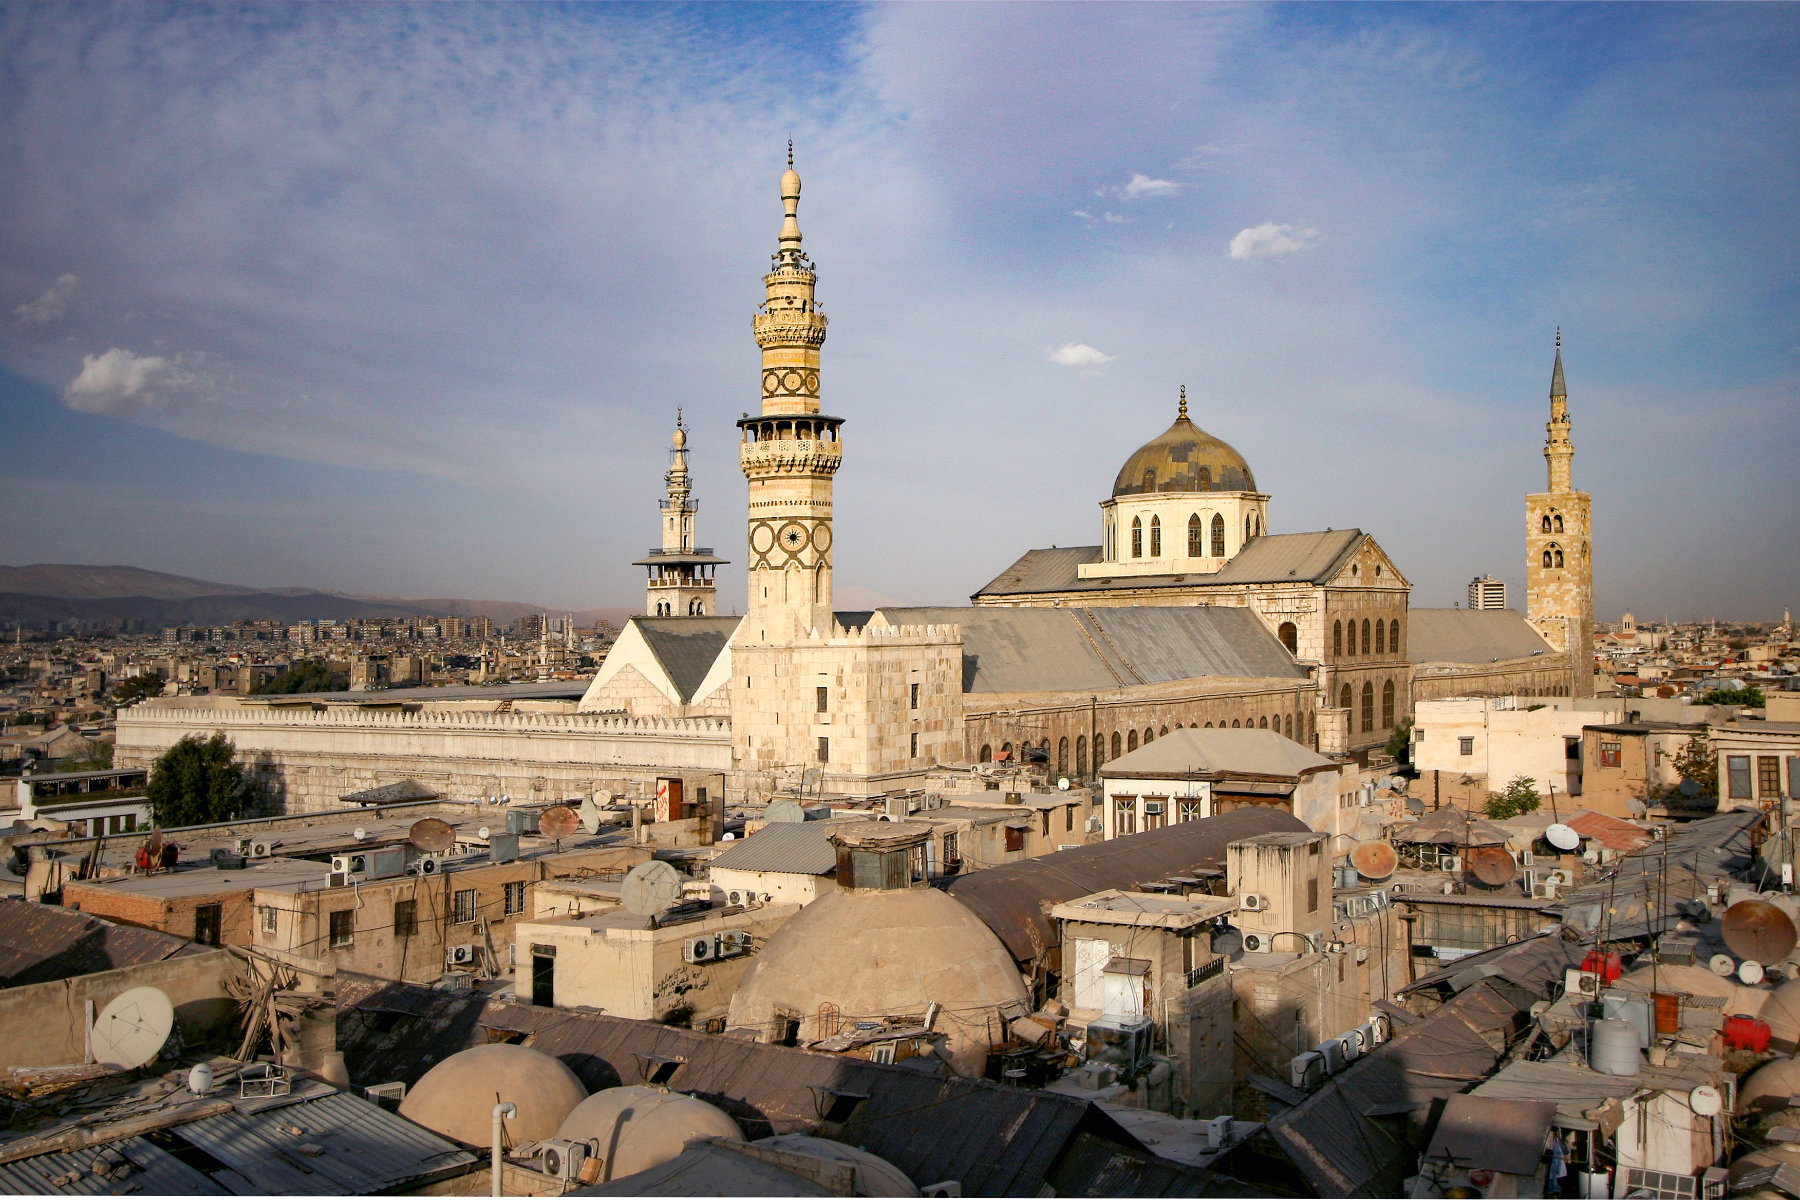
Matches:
[[408, 818, 456, 855], [538, 804, 580, 842], [1545, 824, 1581, 852], [91, 987, 175, 1070], [621, 860, 684, 917]]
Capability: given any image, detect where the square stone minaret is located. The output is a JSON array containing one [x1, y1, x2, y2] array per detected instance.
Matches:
[[1525, 330, 1594, 697]]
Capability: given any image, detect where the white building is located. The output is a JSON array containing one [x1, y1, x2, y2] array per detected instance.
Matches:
[[1412, 695, 1624, 810], [1466, 575, 1507, 611], [1097, 728, 1352, 839]]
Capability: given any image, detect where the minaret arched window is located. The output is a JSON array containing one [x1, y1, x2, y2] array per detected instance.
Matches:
[[1382, 680, 1396, 728], [1210, 513, 1225, 556], [1542, 514, 1553, 533], [1131, 516, 1143, 558], [1333, 620, 1343, 656], [1057, 738, 1069, 775], [1149, 516, 1161, 557], [1390, 619, 1401, 657], [1553, 514, 1564, 532], [1555, 548, 1564, 567], [1245, 514, 1252, 542], [1542, 549, 1554, 569], [1375, 620, 1386, 655], [1188, 514, 1203, 557], [1361, 682, 1375, 733]]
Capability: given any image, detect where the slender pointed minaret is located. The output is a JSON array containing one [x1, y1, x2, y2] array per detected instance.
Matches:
[[637, 409, 725, 616], [1526, 329, 1595, 696]]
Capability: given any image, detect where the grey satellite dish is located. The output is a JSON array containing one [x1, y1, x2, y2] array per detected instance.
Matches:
[[765, 800, 805, 824], [579, 795, 602, 835], [1546, 824, 1581, 852], [1741, 959, 1766, 986], [478, 826, 491, 841], [621, 860, 684, 917], [91, 987, 175, 1070], [1679, 779, 1700, 798], [1710, 953, 1736, 977], [353, 827, 366, 841]]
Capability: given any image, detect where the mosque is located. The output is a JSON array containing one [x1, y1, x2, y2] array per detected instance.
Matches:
[[117, 153, 1592, 810]]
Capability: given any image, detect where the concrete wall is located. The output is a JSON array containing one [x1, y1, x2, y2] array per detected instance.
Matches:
[[1413, 697, 1624, 804], [0, 948, 238, 1068], [64, 879, 255, 947]]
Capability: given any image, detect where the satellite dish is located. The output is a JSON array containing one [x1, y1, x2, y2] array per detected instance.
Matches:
[[478, 827, 491, 841], [353, 827, 366, 841], [539, 805, 580, 841], [579, 795, 603, 835], [1740, 959, 1767, 986], [91, 987, 174, 1070], [1679, 779, 1700, 798], [408, 817, 456, 854], [1350, 841, 1398, 881], [765, 800, 805, 824], [1469, 846, 1519, 887], [1710, 953, 1736, 977], [621, 861, 684, 917], [1689, 1085, 1723, 1117], [1058, 777, 1071, 791], [721, 832, 736, 841], [1546, 824, 1581, 852], [1723, 899, 1800, 963]]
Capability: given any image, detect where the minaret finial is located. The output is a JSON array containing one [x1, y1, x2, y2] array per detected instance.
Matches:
[[1178, 385, 1188, 420], [1550, 327, 1567, 401], [787, 138, 793, 168]]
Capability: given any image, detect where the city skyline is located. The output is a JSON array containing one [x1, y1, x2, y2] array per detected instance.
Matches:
[[2, 4, 1796, 619]]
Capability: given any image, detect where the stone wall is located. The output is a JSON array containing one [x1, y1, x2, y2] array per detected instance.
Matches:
[[0, 948, 238, 1068]]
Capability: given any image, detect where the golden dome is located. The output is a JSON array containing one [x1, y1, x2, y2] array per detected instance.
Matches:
[[1112, 387, 1255, 497]]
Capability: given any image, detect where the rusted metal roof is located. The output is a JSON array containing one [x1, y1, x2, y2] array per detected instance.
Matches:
[[0, 898, 200, 986], [0, 1136, 225, 1196], [943, 808, 1308, 964]]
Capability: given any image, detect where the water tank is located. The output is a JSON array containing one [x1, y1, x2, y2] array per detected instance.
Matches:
[[1590, 1019, 1641, 1077]]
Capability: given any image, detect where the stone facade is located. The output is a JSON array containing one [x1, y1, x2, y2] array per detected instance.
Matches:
[[1525, 332, 1595, 697]]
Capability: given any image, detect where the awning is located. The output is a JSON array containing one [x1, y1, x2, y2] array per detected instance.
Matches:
[[1103, 957, 1151, 977]]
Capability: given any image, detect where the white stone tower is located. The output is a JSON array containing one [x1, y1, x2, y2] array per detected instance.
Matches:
[[636, 410, 725, 616], [1525, 330, 1594, 696]]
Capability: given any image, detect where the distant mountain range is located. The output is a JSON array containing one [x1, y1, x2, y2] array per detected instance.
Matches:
[[0, 564, 632, 631]]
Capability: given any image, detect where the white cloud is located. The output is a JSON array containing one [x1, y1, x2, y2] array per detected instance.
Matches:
[[1070, 209, 1095, 222], [1174, 143, 1242, 171], [62, 347, 199, 415], [1116, 173, 1179, 200], [1227, 222, 1321, 260], [1104, 212, 1131, 224], [1047, 343, 1117, 374], [14, 273, 78, 329]]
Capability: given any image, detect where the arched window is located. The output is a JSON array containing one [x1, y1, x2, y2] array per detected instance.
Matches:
[[1093, 736, 1106, 769], [1375, 620, 1386, 655], [1111, 731, 1122, 759], [1542, 548, 1554, 569], [1259, 716, 1268, 729], [1553, 514, 1564, 532], [1382, 680, 1396, 728], [1333, 620, 1344, 656], [1076, 736, 1087, 778], [979, 744, 992, 763], [1001, 741, 1013, 759], [1131, 516, 1143, 558], [1142, 728, 1153, 746], [1554, 548, 1564, 567], [1210, 513, 1225, 556], [1307, 713, 1316, 746], [1246, 514, 1252, 542], [1339, 684, 1352, 710], [1278, 622, 1298, 653], [1541, 514, 1552, 533], [1159, 726, 1168, 737], [1256, 513, 1264, 535], [1284, 713, 1293, 738], [1231, 719, 1240, 728], [1188, 514, 1203, 556], [1149, 515, 1161, 557], [1127, 730, 1139, 752], [1205, 721, 1213, 728], [1390, 619, 1401, 656], [1361, 619, 1372, 655], [1057, 737, 1069, 775], [1360, 683, 1374, 733], [1142, 468, 1156, 493]]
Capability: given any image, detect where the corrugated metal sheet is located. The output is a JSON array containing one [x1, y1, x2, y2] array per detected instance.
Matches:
[[970, 530, 1366, 598], [944, 808, 1308, 964], [707, 821, 838, 875], [1421, 1095, 1558, 1175], [1100, 728, 1334, 780], [1407, 609, 1555, 665], [0, 1136, 225, 1196], [1402, 930, 1587, 996], [172, 1088, 475, 1194], [0, 899, 198, 986]]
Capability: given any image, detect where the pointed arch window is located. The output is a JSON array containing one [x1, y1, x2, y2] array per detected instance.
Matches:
[[1555, 548, 1564, 567], [1360, 682, 1375, 733], [1553, 514, 1564, 532], [1210, 513, 1225, 557], [1259, 716, 1268, 729], [1382, 680, 1396, 728], [1245, 514, 1252, 542], [1149, 515, 1162, 557], [1188, 514, 1203, 557], [1542, 548, 1554, 569], [1131, 516, 1143, 558], [1284, 713, 1293, 738]]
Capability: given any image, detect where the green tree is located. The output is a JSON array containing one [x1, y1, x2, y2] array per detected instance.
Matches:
[[1701, 685, 1764, 708], [1671, 732, 1717, 797], [252, 660, 344, 695], [1484, 775, 1543, 820], [146, 733, 257, 828], [111, 673, 165, 705], [1383, 718, 1414, 764]]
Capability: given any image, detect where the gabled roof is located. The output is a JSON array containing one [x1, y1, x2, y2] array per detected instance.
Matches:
[[970, 529, 1367, 598], [635, 617, 741, 701], [875, 606, 1306, 694], [0, 899, 201, 986], [707, 820, 839, 876], [1408, 608, 1555, 664], [1099, 727, 1336, 781]]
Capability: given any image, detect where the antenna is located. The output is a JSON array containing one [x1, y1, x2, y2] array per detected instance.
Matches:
[[91, 987, 175, 1070], [621, 861, 684, 917], [408, 817, 456, 854]]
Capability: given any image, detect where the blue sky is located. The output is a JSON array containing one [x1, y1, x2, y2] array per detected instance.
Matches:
[[1, 3, 1795, 619]]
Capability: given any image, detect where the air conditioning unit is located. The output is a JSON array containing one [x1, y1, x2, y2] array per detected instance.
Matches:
[[331, 853, 367, 876], [682, 936, 715, 964], [1368, 1013, 1390, 1044], [446, 944, 475, 966], [1338, 1031, 1363, 1062], [368, 847, 406, 879], [1355, 1020, 1379, 1050], [1313, 1039, 1346, 1074], [1441, 881, 1456, 895], [1441, 855, 1462, 873], [1085, 816, 1103, 834], [487, 834, 520, 865], [1532, 880, 1560, 900], [1327, 940, 1347, 954], [328, 871, 351, 888], [539, 1139, 588, 1182], [727, 890, 745, 907], [1521, 868, 1538, 891], [1240, 893, 1267, 912], [1289, 1051, 1325, 1090], [1355, 946, 1369, 964], [716, 930, 752, 958], [1552, 869, 1576, 887], [1521, 850, 1535, 867], [249, 841, 273, 859], [1389, 882, 1410, 893], [1204, 1115, 1234, 1151], [1242, 933, 1266, 953], [1563, 968, 1600, 996], [410, 854, 441, 876], [234, 837, 253, 855], [364, 1081, 406, 1107], [1143, 801, 1165, 815]]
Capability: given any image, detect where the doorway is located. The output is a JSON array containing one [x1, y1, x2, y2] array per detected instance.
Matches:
[[532, 953, 555, 1007]]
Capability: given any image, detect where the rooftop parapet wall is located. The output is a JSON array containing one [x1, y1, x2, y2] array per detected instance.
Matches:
[[819, 621, 962, 644], [119, 701, 728, 739]]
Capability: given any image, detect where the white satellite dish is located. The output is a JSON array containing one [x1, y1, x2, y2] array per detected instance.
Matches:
[[721, 832, 736, 841], [1741, 959, 1766, 986], [1689, 1085, 1723, 1117], [1710, 953, 1736, 977], [1058, 777, 1071, 791], [478, 826, 491, 841], [91, 987, 175, 1070], [579, 795, 602, 835], [621, 860, 684, 917], [353, 827, 366, 841], [1546, 824, 1581, 852]]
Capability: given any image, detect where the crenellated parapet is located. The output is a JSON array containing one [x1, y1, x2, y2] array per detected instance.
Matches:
[[119, 699, 730, 739]]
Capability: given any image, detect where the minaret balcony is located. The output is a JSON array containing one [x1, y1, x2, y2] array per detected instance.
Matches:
[[739, 439, 843, 477], [753, 311, 828, 347]]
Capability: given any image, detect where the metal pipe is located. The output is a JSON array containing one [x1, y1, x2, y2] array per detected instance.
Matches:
[[491, 1102, 516, 1197]]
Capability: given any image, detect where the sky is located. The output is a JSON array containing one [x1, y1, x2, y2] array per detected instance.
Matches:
[[1, 3, 1796, 620]]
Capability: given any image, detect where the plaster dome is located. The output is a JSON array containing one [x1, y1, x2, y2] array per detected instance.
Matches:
[[1737, 1056, 1800, 1113], [726, 885, 1029, 1076], [1112, 397, 1254, 498], [757, 1135, 918, 1196], [1763, 978, 1800, 1051], [556, 1086, 742, 1181], [397, 1043, 586, 1147]]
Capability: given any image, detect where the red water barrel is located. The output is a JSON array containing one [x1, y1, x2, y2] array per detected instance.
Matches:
[[1725, 1013, 1772, 1053], [1582, 950, 1624, 984]]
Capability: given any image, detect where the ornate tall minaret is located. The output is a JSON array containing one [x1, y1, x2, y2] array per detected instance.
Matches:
[[737, 143, 841, 639], [1526, 329, 1594, 696], [636, 410, 725, 616]]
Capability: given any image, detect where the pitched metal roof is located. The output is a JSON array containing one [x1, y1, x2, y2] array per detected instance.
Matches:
[[707, 820, 839, 875], [1208, 529, 1366, 586], [874, 606, 1306, 694], [1100, 728, 1335, 780], [0, 899, 200, 986], [634, 617, 740, 701], [970, 530, 1366, 599], [943, 808, 1309, 963], [1421, 1094, 1559, 1175], [0, 1136, 225, 1196], [1407, 608, 1555, 664], [339, 779, 438, 805]]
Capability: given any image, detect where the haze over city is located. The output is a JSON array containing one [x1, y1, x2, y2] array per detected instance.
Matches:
[[1, 3, 1795, 618]]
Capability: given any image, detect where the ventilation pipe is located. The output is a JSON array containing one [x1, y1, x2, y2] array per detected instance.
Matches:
[[491, 1101, 516, 1196]]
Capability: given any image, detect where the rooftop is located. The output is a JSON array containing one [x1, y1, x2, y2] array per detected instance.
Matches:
[[1408, 608, 1557, 665], [1051, 889, 1235, 930], [1099, 727, 1337, 781]]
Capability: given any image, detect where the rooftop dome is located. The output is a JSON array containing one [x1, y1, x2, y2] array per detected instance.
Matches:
[[726, 886, 1028, 1076], [397, 1043, 586, 1147], [756, 1135, 918, 1196], [557, 1086, 742, 1181], [1738, 1055, 1800, 1114], [1112, 388, 1255, 497]]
